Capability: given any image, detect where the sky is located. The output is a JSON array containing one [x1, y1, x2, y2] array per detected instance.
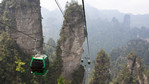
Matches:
[[40, 0, 149, 15], [0, 0, 149, 15]]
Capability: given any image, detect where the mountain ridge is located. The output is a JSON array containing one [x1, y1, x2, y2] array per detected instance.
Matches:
[[41, 4, 149, 41]]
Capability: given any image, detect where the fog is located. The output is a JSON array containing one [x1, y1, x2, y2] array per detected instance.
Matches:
[[40, 0, 149, 15], [0, 0, 148, 14]]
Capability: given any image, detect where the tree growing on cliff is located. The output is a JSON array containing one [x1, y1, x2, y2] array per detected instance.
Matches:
[[114, 52, 147, 84], [90, 49, 110, 84]]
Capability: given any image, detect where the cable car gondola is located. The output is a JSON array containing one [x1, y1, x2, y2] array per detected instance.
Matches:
[[81, 59, 84, 62], [30, 54, 49, 75], [88, 60, 91, 64]]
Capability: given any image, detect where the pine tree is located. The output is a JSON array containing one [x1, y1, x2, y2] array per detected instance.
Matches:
[[90, 49, 110, 84]]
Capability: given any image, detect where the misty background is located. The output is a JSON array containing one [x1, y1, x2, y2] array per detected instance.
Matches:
[[41, 3, 149, 60]]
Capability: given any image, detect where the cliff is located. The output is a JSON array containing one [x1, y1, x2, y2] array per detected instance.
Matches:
[[59, 2, 85, 79], [114, 52, 149, 84], [110, 39, 149, 79], [0, 0, 43, 54]]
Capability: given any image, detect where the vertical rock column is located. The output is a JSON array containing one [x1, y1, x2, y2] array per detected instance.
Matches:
[[3, 0, 43, 54], [59, 2, 85, 79], [115, 52, 149, 84]]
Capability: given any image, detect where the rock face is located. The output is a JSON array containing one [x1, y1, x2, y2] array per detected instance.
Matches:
[[0, 0, 43, 54], [127, 53, 148, 84], [115, 52, 149, 84], [59, 2, 85, 79]]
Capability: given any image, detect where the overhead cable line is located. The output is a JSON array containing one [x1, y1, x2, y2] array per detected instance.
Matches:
[[0, 20, 76, 54], [82, 0, 90, 57], [0, 21, 55, 49], [0, 21, 35, 40], [55, 0, 64, 15], [54, 0, 76, 37], [81, 0, 91, 84]]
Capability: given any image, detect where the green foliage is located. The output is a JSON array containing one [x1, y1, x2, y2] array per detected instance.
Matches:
[[15, 56, 25, 73], [57, 75, 66, 84], [110, 56, 126, 79], [114, 65, 133, 84], [57, 75, 72, 84], [0, 32, 25, 83], [64, 0, 83, 25], [127, 51, 137, 60], [90, 49, 110, 84]]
